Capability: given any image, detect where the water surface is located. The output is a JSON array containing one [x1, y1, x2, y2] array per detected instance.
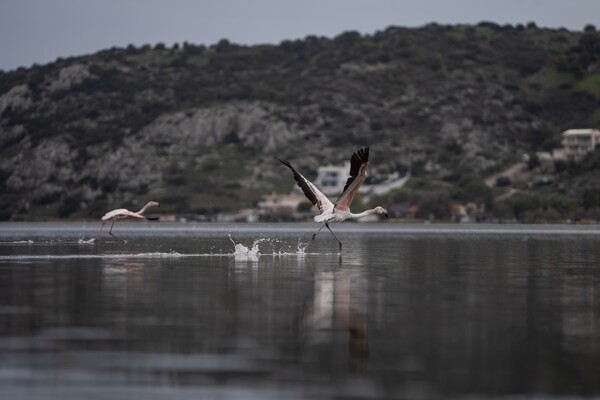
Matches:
[[1, 222, 599, 399]]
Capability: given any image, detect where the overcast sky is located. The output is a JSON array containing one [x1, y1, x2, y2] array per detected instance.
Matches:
[[0, 0, 597, 71]]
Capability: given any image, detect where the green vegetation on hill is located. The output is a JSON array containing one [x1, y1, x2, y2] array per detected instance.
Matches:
[[1, 22, 599, 222]]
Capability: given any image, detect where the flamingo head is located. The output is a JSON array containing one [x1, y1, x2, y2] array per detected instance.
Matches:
[[375, 206, 388, 218], [148, 201, 160, 208]]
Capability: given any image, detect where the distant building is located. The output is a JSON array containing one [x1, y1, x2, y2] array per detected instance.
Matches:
[[314, 163, 350, 195], [450, 202, 484, 223], [551, 148, 566, 160], [314, 163, 410, 196], [366, 171, 410, 196], [257, 193, 306, 214], [450, 203, 467, 222], [562, 129, 600, 161], [523, 151, 561, 162], [158, 214, 177, 222]]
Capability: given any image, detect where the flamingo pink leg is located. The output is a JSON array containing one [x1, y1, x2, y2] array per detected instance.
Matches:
[[108, 220, 124, 242], [325, 222, 343, 251], [97, 222, 105, 239], [312, 223, 327, 240]]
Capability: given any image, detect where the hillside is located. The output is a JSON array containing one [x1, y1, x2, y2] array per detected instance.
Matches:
[[1, 22, 599, 221]]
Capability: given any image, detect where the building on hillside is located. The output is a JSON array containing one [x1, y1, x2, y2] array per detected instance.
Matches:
[[365, 171, 411, 196], [562, 129, 600, 161], [450, 202, 486, 223], [314, 163, 350, 195], [257, 193, 306, 215], [314, 163, 410, 196]]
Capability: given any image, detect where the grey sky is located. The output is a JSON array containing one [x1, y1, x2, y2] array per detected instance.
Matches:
[[0, 0, 597, 71]]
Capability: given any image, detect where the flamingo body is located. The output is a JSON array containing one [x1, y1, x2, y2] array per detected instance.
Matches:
[[101, 209, 146, 221]]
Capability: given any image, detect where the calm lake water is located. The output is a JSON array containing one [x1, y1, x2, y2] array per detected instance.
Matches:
[[1, 222, 599, 399]]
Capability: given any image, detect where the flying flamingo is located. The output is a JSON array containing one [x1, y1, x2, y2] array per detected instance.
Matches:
[[97, 201, 160, 242], [280, 147, 388, 250]]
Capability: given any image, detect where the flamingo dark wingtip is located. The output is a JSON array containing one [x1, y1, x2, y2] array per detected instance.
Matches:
[[354, 147, 369, 163], [279, 159, 292, 169]]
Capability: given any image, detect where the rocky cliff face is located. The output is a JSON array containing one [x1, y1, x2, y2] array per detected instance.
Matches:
[[1, 99, 302, 218], [1, 23, 598, 219]]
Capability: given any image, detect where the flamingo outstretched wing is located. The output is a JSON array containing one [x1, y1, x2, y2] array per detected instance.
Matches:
[[335, 147, 369, 211], [101, 209, 148, 221], [101, 208, 128, 221], [123, 210, 146, 219], [280, 159, 334, 213]]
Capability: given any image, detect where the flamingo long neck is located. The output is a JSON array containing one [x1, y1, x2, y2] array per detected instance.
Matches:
[[136, 202, 154, 215], [349, 208, 379, 219]]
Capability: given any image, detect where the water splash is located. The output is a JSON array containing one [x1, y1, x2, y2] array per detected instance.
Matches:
[[0, 251, 202, 261], [0, 240, 34, 245], [78, 238, 96, 245], [297, 240, 308, 255], [230, 235, 262, 261], [131, 251, 186, 258], [229, 235, 310, 259]]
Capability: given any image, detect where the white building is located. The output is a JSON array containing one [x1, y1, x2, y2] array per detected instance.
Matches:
[[313, 163, 410, 196], [562, 129, 600, 161], [314, 163, 351, 195]]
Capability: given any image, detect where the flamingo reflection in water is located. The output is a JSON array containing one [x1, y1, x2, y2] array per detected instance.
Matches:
[[299, 269, 369, 372]]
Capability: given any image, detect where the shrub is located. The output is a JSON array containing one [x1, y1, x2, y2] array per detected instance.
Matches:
[[582, 188, 600, 210], [297, 201, 313, 212], [57, 193, 82, 218], [496, 176, 511, 187]]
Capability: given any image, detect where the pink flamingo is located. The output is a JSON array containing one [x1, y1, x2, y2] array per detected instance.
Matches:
[[97, 201, 160, 241], [280, 147, 387, 250]]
